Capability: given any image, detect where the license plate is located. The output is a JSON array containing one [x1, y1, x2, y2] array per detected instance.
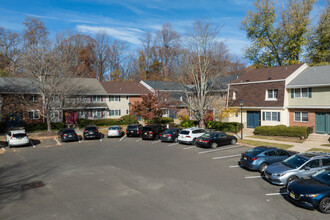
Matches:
[[163, 135, 166, 137], [69, 135, 72, 137], [144, 133, 147, 135], [18, 138, 22, 140], [130, 131, 133, 133], [89, 132, 93, 134], [290, 192, 295, 199]]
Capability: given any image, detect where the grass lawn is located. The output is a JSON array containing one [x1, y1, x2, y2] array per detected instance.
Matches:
[[238, 139, 294, 150], [245, 135, 304, 143], [321, 144, 330, 147], [308, 148, 330, 153]]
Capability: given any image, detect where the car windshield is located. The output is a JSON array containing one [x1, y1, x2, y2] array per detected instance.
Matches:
[[164, 129, 176, 134], [311, 169, 330, 186], [63, 129, 75, 134], [281, 155, 308, 169], [180, 130, 190, 135], [86, 127, 97, 131], [200, 133, 214, 138], [109, 127, 119, 130], [13, 133, 26, 138], [141, 127, 152, 132], [246, 148, 264, 156], [127, 126, 137, 130]]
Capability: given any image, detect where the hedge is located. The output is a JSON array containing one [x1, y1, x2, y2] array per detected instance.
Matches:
[[25, 122, 66, 132], [119, 115, 139, 125], [180, 120, 198, 128], [206, 121, 241, 133], [146, 117, 174, 125], [253, 125, 313, 138], [77, 118, 123, 128]]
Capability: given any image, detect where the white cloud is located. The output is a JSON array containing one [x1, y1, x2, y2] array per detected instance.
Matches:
[[76, 25, 143, 45]]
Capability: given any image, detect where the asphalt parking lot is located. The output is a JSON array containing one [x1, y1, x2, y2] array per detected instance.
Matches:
[[0, 136, 328, 220]]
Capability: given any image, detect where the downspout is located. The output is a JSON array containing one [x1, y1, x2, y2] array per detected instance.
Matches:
[[226, 84, 230, 108]]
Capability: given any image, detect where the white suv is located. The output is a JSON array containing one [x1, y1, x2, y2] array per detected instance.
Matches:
[[178, 127, 206, 145], [6, 129, 30, 148]]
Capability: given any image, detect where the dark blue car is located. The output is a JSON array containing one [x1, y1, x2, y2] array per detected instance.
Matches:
[[287, 168, 330, 214], [240, 146, 293, 172]]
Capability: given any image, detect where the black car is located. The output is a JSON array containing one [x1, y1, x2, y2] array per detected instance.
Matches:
[[126, 124, 143, 137], [140, 125, 165, 140], [195, 132, 237, 149], [287, 168, 330, 214], [83, 125, 101, 140], [160, 128, 181, 143], [58, 128, 79, 142]]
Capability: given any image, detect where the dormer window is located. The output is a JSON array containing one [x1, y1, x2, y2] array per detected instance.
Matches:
[[233, 91, 236, 100], [266, 89, 278, 100]]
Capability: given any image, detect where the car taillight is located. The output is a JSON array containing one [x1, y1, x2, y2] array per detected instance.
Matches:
[[25, 132, 28, 138], [63, 134, 67, 137], [251, 157, 258, 161], [84, 130, 87, 132], [167, 134, 172, 137], [202, 140, 209, 143], [10, 134, 13, 139], [149, 131, 154, 134], [137, 130, 140, 133], [95, 130, 98, 132], [196, 139, 199, 142], [186, 136, 191, 138], [74, 133, 77, 136]]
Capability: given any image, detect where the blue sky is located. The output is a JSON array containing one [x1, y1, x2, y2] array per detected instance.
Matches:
[[0, 0, 327, 59]]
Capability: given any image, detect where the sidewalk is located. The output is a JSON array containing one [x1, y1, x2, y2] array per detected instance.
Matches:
[[241, 128, 330, 153]]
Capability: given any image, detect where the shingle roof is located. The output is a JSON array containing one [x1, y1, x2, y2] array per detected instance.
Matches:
[[101, 81, 150, 94], [287, 65, 330, 88], [230, 63, 305, 84], [0, 77, 39, 94], [142, 81, 184, 91]]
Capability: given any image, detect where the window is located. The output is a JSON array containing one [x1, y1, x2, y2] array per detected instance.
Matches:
[[304, 160, 320, 169], [266, 89, 278, 100], [50, 110, 59, 120], [28, 110, 40, 119], [233, 91, 236, 100], [29, 94, 38, 102], [322, 158, 330, 166], [277, 150, 289, 156], [294, 88, 308, 98], [180, 96, 183, 101], [110, 109, 121, 116], [92, 95, 101, 102], [265, 150, 276, 156], [126, 109, 129, 115], [263, 112, 280, 121], [294, 112, 308, 122], [78, 111, 87, 119], [109, 96, 120, 101], [92, 110, 101, 118], [126, 96, 129, 100]]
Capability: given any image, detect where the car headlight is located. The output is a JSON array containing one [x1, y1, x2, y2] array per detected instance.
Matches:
[[304, 194, 319, 198], [273, 173, 286, 177]]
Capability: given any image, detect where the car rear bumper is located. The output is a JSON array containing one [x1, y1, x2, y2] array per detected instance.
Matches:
[[160, 137, 174, 142], [141, 135, 155, 140], [178, 139, 193, 144], [126, 131, 140, 136], [195, 142, 211, 148], [9, 139, 30, 146], [240, 159, 259, 170], [61, 136, 78, 142], [84, 134, 100, 139], [107, 132, 121, 137]]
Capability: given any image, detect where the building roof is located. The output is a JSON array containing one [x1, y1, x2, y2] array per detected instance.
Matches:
[[141, 80, 184, 91], [101, 81, 150, 95], [230, 63, 305, 84], [0, 77, 39, 94], [286, 65, 330, 88]]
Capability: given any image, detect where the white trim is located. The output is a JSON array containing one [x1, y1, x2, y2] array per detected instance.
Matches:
[[239, 107, 285, 110], [286, 83, 330, 88], [285, 63, 309, 85], [230, 79, 285, 85], [140, 80, 155, 93], [287, 106, 330, 109]]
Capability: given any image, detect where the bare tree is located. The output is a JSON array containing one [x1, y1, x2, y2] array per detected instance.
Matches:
[[107, 39, 129, 81], [179, 20, 230, 128], [94, 31, 110, 81]]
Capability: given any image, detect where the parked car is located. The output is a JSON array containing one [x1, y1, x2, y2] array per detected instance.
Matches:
[[160, 128, 182, 143], [264, 152, 330, 186], [107, 126, 124, 138], [126, 124, 143, 137], [178, 127, 206, 145], [287, 168, 330, 214], [6, 129, 30, 148], [195, 132, 237, 149], [140, 125, 165, 140], [240, 146, 294, 173], [58, 128, 79, 142], [83, 125, 101, 140]]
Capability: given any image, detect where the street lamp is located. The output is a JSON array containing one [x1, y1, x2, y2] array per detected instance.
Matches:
[[128, 102, 131, 125], [240, 101, 244, 139]]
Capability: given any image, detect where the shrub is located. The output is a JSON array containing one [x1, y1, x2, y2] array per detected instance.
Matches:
[[24, 122, 66, 132], [147, 117, 174, 125], [120, 115, 138, 125], [254, 125, 311, 138], [180, 120, 197, 128], [77, 119, 123, 128], [206, 121, 240, 133]]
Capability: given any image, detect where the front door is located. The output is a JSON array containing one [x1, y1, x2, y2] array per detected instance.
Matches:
[[247, 111, 261, 128], [315, 112, 330, 134]]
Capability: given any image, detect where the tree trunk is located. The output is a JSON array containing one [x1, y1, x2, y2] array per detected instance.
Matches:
[[199, 120, 205, 129], [46, 115, 51, 132]]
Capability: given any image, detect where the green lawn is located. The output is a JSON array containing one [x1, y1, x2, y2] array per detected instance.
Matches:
[[245, 135, 303, 143], [238, 139, 293, 150], [308, 148, 330, 153], [321, 144, 330, 147]]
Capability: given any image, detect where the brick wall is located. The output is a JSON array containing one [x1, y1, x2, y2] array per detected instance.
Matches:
[[289, 109, 330, 132]]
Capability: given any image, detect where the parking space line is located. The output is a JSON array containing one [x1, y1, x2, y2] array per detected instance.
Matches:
[[212, 154, 241, 160], [2, 147, 6, 151], [30, 140, 36, 148], [100, 138, 103, 142], [136, 139, 142, 142], [265, 192, 288, 196], [168, 143, 179, 146], [119, 136, 125, 142], [54, 138, 61, 145], [198, 145, 243, 154], [152, 140, 161, 144], [245, 176, 262, 179], [229, 165, 239, 168], [183, 146, 195, 150]]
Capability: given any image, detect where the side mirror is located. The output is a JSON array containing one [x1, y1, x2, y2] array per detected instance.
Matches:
[[305, 166, 311, 170]]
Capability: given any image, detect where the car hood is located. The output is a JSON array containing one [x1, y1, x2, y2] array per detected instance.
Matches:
[[266, 162, 293, 174], [288, 178, 330, 194]]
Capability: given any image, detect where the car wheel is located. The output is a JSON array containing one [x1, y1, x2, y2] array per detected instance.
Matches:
[[319, 197, 330, 214], [8, 142, 11, 148], [286, 176, 298, 186], [155, 135, 159, 140], [192, 139, 196, 146], [174, 137, 178, 143], [231, 139, 237, 145], [211, 142, 217, 149], [259, 163, 268, 173]]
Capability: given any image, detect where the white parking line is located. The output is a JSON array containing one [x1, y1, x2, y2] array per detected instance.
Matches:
[[100, 138, 103, 142], [152, 140, 161, 144], [212, 154, 241, 160], [183, 146, 195, 150], [198, 145, 243, 154], [2, 147, 6, 151], [229, 165, 239, 168], [136, 139, 142, 142], [168, 143, 179, 147], [30, 140, 36, 148], [119, 136, 125, 142], [265, 192, 288, 196], [245, 176, 262, 179], [54, 138, 61, 145]]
